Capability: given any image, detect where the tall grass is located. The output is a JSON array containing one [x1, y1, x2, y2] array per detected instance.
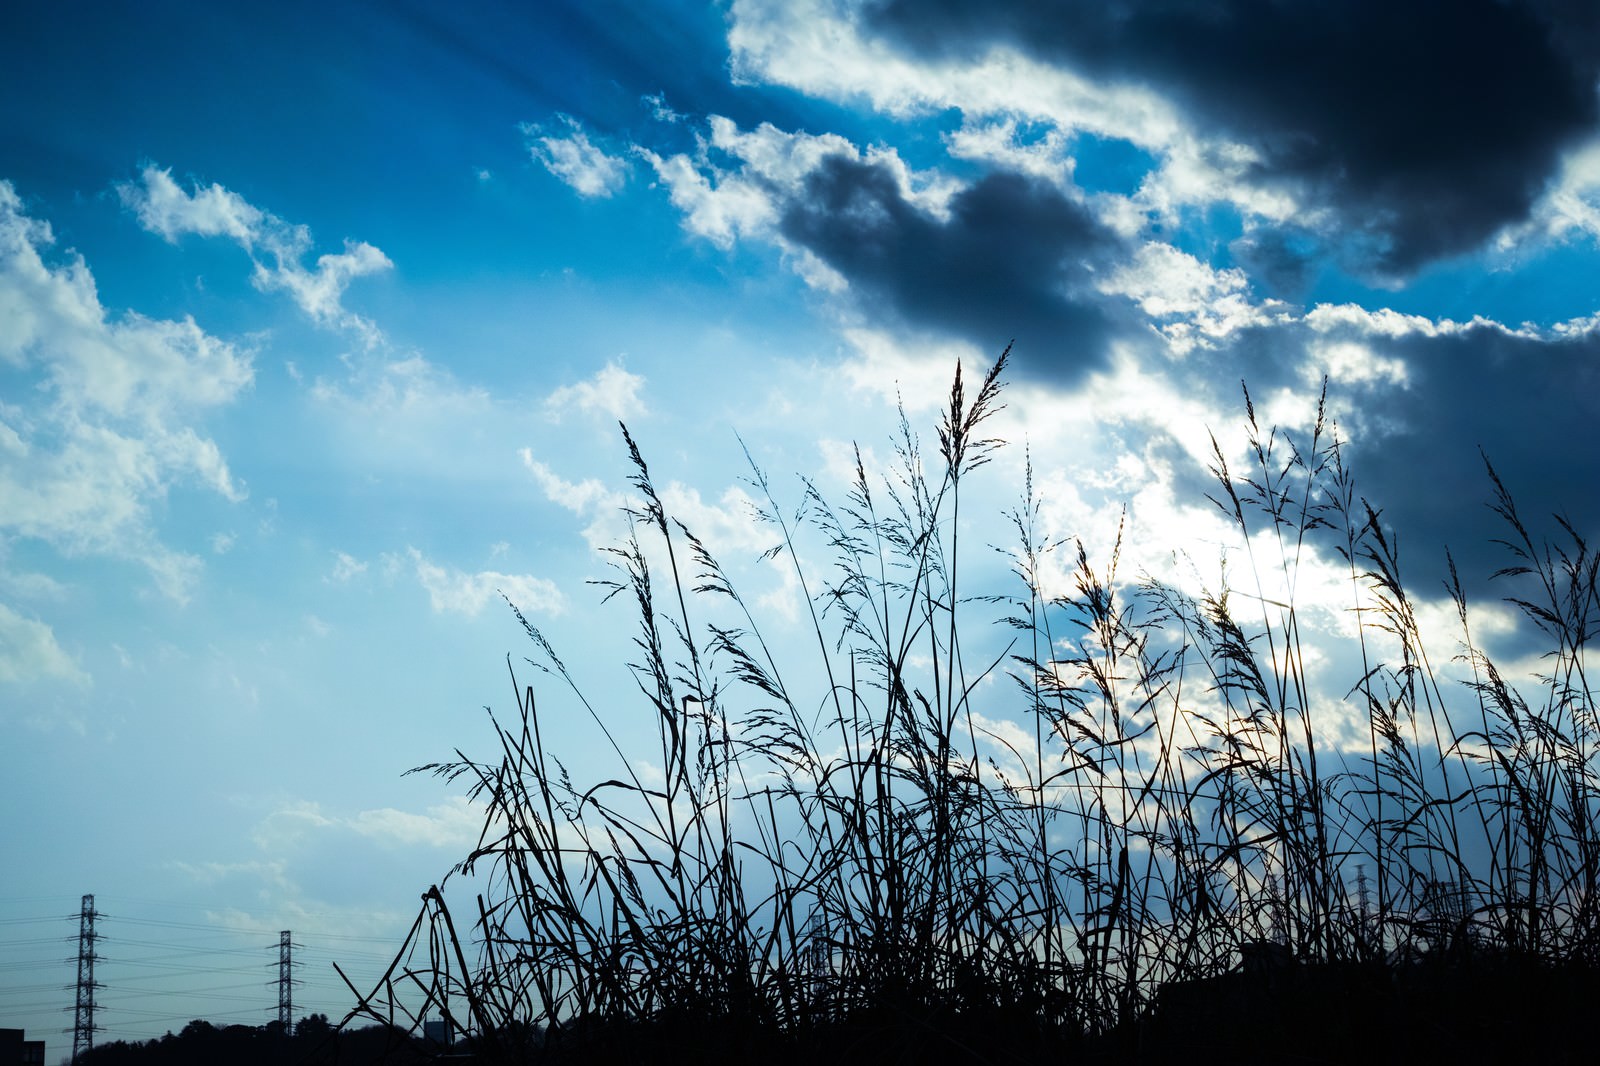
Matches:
[[337, 354, 1600, 1061]]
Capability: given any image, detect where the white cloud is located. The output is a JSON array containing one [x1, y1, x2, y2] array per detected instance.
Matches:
[[724, 0, 1313, 232], [1553, 311, 1600, 338], [407, 547, 565, 616], [660, 481, 769, 557], [328, 551, 368, 583], [119, 165, 264, 244], [1303, 302, 1533, 343], [250, 800, 335, 849], [727, 0, 1179, 146], [944, 117, 1076, 187], [545, 358, 647, 421], [1305, 303, 1456, 338], [521, 452, 611, 513], [349, 796, 486, 849], [1099, 241, 1282, 355], [525, 115, 629, 198], [0, 565, 67, 601], [522, 450, 629, 549], [637, 143, 777, 250], [252, 237, 391, 339], [0, 601, 89, 686], [118, 165, 392, 343], [707, 116, 956, 216], [309, 353, 490, 420], [638, 114, 950, 292], [0, 181, 252, 601], [1103, 241, 1245, 317], [522, 445, 765, 554], [838, 325, 991, 409], [1133, 133, 1302, 226], [521, 446, 788, 614], [1304, 339, 1409, 389], [172, 858, 290, 889], [643, 92, 684, 124], [1502, 137, 1600, 248], [252, 796, 487, 853], [0, 414, 24, 452]]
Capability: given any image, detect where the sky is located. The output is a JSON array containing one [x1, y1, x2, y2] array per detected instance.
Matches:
[[6, 0, 1600, 1058]]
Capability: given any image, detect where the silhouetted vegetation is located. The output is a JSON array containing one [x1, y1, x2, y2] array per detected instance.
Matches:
[[339, 351, 1600, 1063], [75, 1015, 443, 1066]]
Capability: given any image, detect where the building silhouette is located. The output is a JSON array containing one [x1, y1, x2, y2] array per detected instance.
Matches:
[[0, 1029, 45, 1066]]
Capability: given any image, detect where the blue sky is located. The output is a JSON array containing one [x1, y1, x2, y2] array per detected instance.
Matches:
[[6, 0, 1600, 1057]]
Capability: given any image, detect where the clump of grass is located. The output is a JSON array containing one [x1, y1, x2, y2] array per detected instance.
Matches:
[[338, 355, 1600, 1063]]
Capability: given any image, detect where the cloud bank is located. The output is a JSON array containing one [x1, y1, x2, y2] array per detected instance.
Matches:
[[0, 181, 252, 603]]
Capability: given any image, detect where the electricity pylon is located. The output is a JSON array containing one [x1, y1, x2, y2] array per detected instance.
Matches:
[[71, 894, 101, 1062], [277, 930, 294, 1032]]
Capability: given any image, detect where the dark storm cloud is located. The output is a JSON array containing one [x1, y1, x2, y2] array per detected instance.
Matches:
[[1179, 318, 1600, 630], [1229, 228, 1323, 300], [779, 156, 1127, 377], [865, 0, 1600, 275], [1345, 326, 1600, 586]]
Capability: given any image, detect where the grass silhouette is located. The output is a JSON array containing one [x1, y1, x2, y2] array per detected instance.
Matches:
[[338, 352, 1600, 1063]]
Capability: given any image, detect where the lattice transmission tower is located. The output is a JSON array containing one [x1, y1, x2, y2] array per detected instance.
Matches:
[[72, 893, 102, 1062], [277, 930, 294, 1032]]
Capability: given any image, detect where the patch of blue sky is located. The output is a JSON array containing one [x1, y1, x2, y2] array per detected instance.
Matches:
[[1147, 200, 1248, 263], [1068, 132, 1157, 198], [880, 109, 972, 173], [49, 211, 274, 338], [1310, 238, 1600, 328]]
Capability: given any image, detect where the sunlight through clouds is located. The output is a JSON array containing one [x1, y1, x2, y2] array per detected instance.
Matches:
[[727, 0, 1182, 145], [1098, 241, 1285, 355]]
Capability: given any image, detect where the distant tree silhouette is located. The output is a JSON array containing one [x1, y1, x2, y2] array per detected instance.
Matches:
[[76, 1015, 427, 1066]]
